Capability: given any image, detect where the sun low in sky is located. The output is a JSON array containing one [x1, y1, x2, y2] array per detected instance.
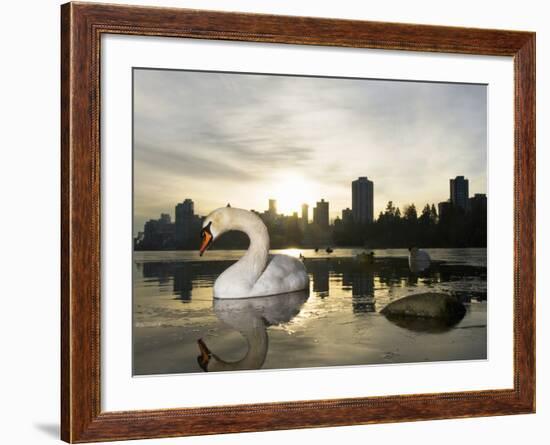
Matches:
[[133, 68, 487, 234], [264, 172, 317, 215]]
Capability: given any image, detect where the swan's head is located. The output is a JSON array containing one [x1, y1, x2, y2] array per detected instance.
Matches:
[[199, 207, 266, 256], [199, 207, 232, 256], [199, 221, 214, 256]]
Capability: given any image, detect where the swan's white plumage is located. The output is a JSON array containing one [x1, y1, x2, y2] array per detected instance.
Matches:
[[408, 247, 431, 272], [202, 207, 309, 299], [250, 254, 310, 297]]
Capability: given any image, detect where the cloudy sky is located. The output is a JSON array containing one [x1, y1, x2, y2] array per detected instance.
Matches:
[[133, 68, 486, 234]]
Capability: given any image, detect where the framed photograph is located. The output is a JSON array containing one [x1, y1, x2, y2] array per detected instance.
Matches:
[[61, 2, 535, 442]]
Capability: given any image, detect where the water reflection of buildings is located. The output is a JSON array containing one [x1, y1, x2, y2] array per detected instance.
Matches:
[[140, 261, 231, 303], [342, 269, 375, 314], [173, 265, 193, 302], [310, 261, 330, 298], [141, 262, 193, 302], [141, 261, 172, 286], [308, 260, 375, 313]]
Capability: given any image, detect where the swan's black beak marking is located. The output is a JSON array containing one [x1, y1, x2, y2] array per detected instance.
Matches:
[[199, 222, 213, 256]]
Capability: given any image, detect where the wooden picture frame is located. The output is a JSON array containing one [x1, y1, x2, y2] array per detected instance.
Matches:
[[61, 2, 535, 442]]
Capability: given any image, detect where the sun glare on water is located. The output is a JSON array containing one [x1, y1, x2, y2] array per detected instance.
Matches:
[[279, 248, 302, 258]]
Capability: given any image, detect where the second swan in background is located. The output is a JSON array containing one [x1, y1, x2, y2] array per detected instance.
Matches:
[[408, 247, 431, 273]]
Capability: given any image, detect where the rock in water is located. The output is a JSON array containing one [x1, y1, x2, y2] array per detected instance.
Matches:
[[381, 292, 466, 323]]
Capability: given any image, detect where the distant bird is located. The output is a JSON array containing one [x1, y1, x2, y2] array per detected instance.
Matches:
[[356, 251, 375, 265], [325, 247, 333, 254], [408, 247, 431, 273]]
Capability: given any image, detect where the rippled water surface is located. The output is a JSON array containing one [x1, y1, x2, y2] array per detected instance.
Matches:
[[133, 248, 487, 375]]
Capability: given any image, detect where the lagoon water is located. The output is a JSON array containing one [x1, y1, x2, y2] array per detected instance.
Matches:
[[133, 248, 487, 375]]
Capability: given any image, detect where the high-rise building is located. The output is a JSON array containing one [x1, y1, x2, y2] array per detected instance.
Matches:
[[141, 213, 175, 250], [342, 208, 353, 225], [159, 213, 171, 224], [175, 199, 196, 248], [469, 193, 487, 218], [450, 176, 469, 211], [268, 199, 277, 215], [176, 199, 194, 216], [438, 201, 452, 221], [313, 199, 329, 229], [469, 193, 487, 246], [352, 177, 374, 224], [301, 203, 309, 231]]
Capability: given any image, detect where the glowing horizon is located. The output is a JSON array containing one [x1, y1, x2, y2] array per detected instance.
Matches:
[[133, 68, 487, 234]]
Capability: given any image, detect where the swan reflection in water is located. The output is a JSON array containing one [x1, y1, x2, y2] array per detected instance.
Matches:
[[197, 290, 309, 372]]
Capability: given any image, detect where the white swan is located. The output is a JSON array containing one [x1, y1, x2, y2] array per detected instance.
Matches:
[[199, 207, 309, 299], [408, 247, 431, 273]]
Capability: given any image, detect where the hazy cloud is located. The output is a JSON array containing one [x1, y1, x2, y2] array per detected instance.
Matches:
[[133, 68, 487, 234]]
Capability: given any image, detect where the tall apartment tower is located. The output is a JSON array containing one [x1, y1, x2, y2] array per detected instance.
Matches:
[[175, 199, 195, 247], [352, 177, 374, 224], [342, 208, 353, 224], [313, 199, 329, 229], [268, 199, 277, 215], [469, 193, 487, 218], [450, 176, 469, 211], [301, 203, 309, 231]]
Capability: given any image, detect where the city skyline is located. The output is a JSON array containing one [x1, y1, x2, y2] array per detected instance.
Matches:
[[134, 69, 487, 235], [135, 175, 487, 250]]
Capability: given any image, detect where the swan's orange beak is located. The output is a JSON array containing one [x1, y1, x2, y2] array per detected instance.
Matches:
[[197, 338, 211, 371], [198, 338, 211, 357], [199, 230, 213, 256]]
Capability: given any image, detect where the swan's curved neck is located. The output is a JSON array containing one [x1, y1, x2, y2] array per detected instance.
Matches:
[[229, 211, 270, 282], [209, 322, 268, 372]]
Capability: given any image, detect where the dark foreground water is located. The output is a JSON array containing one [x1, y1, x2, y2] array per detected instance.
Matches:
[[133, 248, 487, 375]]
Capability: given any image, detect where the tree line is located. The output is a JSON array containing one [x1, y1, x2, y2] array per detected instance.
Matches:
[[333, 201, 486, 248], [135, 200, 487, 250]]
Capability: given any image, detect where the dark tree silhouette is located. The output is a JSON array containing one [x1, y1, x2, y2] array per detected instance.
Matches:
[[137, 199, 487, 250]]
